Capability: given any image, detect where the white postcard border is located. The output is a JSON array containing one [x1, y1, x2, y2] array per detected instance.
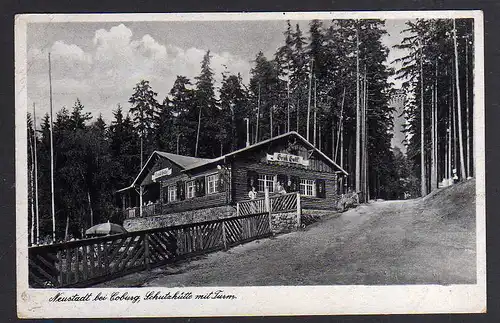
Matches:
[[15, 10, 486, 318]]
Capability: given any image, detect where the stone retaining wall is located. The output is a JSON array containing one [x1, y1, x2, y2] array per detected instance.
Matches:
[[270, 211, 300, 234], [124, 205, 237, 232], [302, 208, 340, 218], [125, 205, 304, 235]]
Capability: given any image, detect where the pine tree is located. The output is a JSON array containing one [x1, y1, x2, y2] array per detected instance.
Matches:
[[219, 73, 249, 152], [169, 75, 196, 156], [194, 50, 219, 157], [129, 80, 160, 168]]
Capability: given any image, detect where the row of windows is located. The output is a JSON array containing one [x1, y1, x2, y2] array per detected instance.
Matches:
[[164, 173, 221, 203], [255, 174, 317, 197]]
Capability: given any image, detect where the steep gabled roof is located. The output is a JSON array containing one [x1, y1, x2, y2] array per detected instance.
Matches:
[[156, 151, 212, 169], [182, 131, 348, 176], [116, 151, 210, 192]]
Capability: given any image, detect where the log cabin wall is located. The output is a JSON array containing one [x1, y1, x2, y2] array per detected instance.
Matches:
[[230, 136, 340, 210], [232, 159, 338, 208], [157, 165, 228, 214]]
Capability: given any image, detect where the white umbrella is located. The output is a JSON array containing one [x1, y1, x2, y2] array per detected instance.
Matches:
[[85, 221, 127, 236]]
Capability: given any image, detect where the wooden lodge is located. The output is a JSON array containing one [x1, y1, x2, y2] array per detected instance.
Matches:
[[117, 131, 348, 229]]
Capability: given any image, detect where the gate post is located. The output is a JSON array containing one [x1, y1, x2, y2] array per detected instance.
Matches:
[[265, 188, 272, 233], [296, 193, 301, 228]]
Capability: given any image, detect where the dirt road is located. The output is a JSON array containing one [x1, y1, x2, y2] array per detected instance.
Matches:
[[99, 182, 476, 287]]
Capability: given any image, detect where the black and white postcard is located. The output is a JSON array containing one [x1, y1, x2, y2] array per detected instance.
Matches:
[[15, 11, 485, 317]]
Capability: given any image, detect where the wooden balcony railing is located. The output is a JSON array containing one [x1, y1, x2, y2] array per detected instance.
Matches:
[[123, 203, 161, 219]]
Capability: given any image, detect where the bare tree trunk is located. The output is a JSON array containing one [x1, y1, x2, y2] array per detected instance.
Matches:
[[435, 61, 439, 187], [296, 95, 300, 133], [360, 72, 365, 201], [287, 80, 290, 133], [48, 53, 56, 243], [255, 83, 261, 143], [230, 103, 235, 152], [87, 190, 94, 227], [33, 103, 40, 244], [453, 19, 466, 180], [420, 42, 426, 196], [140, 135, 144, 169], [452, 75, 457, 178], [29, 128, 34, 245], [355, 26, 361, 195], [465, 34, 471, 178], [313, 76, 317, 147], [64, 214, 69, 241], [307, 59, 313, 142], [448, 73, 453, 182], [319, 125, 322, 151], [335, 87, 346, 163], [195, 105, 202, 157], [332, 119, 335, 160], [364, 70, 369, 201], [270, 104, 273, 138], [431, 60, 437, 190]]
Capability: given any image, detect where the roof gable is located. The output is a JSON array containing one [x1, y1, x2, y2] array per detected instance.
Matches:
[[182, 132, 348, 175], [120, 151, 211, 190], [156, 151, 211, 169]]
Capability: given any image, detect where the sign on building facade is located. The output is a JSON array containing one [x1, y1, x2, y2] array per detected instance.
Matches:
[[266, 152, 310, 167]]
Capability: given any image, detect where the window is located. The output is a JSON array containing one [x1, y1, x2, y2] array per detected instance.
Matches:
[[206, 174, 218, 194], [258, 174, 275, 193], [168, 185, 177, 202], [186, 180, 195, 199], [300, 179, 315, 197]]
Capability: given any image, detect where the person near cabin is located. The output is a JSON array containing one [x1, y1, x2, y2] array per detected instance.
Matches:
[[275, 181, 287, 210], [277, 181, 287, 195], [452, 168, 459, 184], [248, 186, 257, 213]]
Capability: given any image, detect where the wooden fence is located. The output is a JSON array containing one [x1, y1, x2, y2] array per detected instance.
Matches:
[[269, 193, 299, 213], [237, 192, 300, 215], [28, 212, 271, 288]]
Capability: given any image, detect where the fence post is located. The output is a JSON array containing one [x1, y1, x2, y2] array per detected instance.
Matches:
[[265, 188, 273, 233], [236, 203, 240, 216], [221, 221, 228, 250], [296, 193, 301, 228], [144, 232, 150, 270]]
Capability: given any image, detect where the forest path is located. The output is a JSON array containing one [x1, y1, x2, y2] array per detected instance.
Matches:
[[98, 180, 476, 287]]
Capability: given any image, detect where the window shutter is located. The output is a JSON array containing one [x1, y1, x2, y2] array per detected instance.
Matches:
[[316, 179, 326, 198], [200, 178, 206, 196], [195, 178, 205, 197], [217, 173, 225, 192], [177, 181, 185, 200], [161, 186, 167, 204]]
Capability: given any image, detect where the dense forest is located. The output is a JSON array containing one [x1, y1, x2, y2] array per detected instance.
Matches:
[[26, 18, 475, 244], [394, 18, 474, 196]]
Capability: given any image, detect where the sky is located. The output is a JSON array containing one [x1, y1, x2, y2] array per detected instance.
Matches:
[[26, 19, 411, 125]]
